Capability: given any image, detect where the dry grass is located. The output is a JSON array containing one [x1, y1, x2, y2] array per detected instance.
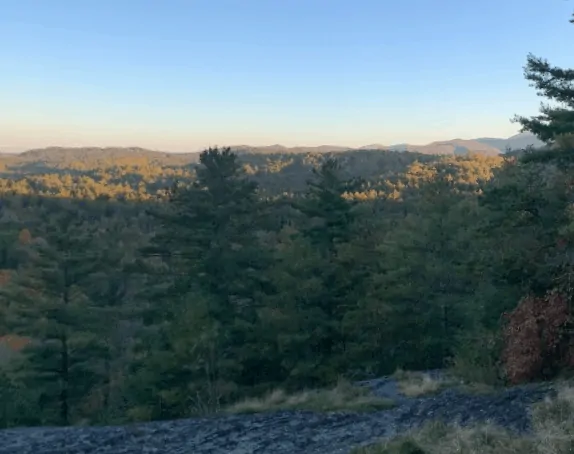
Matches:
[[456, 381, 501, 395], [393, 369, 456, 398], [352, 382, 574, 454], [224, 380, 395, 415]]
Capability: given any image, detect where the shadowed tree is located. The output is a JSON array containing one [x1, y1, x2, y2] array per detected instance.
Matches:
[[0, 208, 104, 426], [127, 147, 275, 420]]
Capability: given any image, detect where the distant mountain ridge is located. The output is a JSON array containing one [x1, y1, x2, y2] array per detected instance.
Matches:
[[0, 133, 544, 158], [231, 132, 543, 156], [358, 139, 499, 156]]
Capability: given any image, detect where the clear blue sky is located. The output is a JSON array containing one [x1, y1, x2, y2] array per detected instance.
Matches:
[[0, 0, 572, 152]]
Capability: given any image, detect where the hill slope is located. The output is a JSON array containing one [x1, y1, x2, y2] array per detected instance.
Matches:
[[362, 139, 501, 156], [232, 133, 541, 155], [474, 132, 545, 152], [232, 140, 501, 156]]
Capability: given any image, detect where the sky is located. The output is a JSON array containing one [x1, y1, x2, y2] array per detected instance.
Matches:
[[0, 0, 572, 152]]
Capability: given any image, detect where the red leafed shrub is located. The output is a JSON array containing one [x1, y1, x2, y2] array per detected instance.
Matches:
[[501, 291, 574, 384]]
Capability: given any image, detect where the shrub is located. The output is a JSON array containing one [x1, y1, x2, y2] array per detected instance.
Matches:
[[448, 328, 504, 387], [501, 291, 574, 384]]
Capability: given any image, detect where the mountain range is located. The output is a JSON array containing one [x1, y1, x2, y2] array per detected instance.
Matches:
[[0, 132, 544, 158], [231, 133, 544, 156]]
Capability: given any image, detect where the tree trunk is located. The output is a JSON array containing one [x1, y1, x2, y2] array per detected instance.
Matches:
[[60, 334, 69, 425]]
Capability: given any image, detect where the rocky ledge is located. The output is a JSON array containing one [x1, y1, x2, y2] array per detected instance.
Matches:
[[0, 373, 558, 454]]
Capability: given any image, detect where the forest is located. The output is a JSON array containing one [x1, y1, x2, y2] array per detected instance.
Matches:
[[0, 12, 573, 432], [0, 142, 567, 427]]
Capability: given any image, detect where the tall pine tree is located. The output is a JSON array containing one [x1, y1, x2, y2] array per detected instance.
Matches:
[[0, 206, 103, 425], [128, 147, 274, 420], [269, 158, 362, 386], [513, 12, 574, 145]]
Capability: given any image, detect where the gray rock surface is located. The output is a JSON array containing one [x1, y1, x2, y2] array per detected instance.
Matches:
[[0, 372, 558, 454]]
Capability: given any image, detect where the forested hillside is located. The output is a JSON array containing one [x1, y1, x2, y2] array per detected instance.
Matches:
[[0, 146, 489, 200], [0, 141, 569, 428]]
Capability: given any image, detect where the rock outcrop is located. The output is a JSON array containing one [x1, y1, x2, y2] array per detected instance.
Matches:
[[0, 373, 558, 454]]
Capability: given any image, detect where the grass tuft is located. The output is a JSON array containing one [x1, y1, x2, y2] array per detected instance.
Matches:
[[224, 380, 395, 414], [393, 369, 455, 398], [352, 382, 574, 454]]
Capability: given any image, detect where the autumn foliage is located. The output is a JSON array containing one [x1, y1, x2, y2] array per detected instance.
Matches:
[[502, 291, 574, 384], [0, 334, 31, 352], [18, 228, 32, 245], [0, 269, 11, 286]]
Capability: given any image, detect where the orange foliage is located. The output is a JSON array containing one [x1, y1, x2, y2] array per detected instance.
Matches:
[[0, 334, 31, 352], [18, 228, 32, 245], [0, 269, 11, 286], [502, 291, 574, 384]]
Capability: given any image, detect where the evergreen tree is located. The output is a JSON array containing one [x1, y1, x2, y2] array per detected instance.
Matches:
[[513, 12, 574, 144], [80, 216, 141, 423], [0, 209, 102, 425], [360, 171, 468, 371], [269, 158, 362, 386], [128, 147, 274, 419], [297, 158, 357, 253]]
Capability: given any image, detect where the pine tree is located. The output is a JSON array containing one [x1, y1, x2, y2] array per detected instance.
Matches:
[[0, 208, 103, 425], [129, 147, 274, 419], [269, 158, 362, 386], [0, 200, 20, 271], [80, 216, 140, 423], [513, 12, 574, 145], [297, 158, 357, 254]]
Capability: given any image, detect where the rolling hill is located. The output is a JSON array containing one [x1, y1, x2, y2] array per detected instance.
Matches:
[[359, 139, 500, 156], [474, 132, 545, 152], [228, 132, 543, 156], [0, 133, 544, 162]]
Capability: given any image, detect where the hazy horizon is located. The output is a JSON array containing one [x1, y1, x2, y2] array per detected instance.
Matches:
[[1, 0, 572, 152], [0, 130, 536, 155]]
